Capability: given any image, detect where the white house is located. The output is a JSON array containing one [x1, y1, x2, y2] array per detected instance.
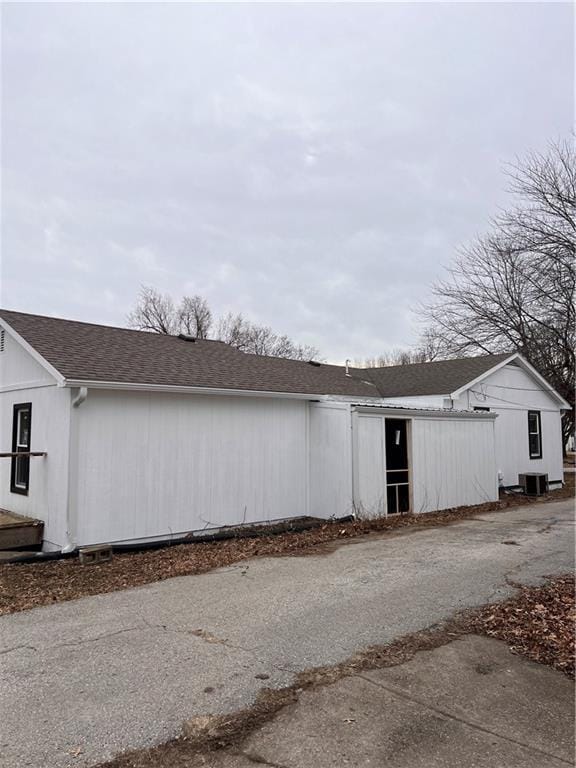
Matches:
[[0, 310, 568, 552]]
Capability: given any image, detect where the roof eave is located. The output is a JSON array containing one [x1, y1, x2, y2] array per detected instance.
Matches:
[[62, 378, 337, 401]]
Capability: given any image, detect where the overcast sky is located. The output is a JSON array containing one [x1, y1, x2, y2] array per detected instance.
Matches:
[[1, 2, 573, 362]]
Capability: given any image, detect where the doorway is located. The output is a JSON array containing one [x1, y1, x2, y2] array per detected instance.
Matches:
[[385, 419, 410, 514]]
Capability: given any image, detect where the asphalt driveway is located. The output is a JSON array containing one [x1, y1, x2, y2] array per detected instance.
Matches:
[[1, 499, 574, 768]]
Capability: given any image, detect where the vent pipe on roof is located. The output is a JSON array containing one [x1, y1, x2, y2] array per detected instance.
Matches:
[[345, 359, 351, 377]]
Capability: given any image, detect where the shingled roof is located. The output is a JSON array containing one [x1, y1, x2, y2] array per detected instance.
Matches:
[[0, 309, 512, 399], [357, 353, 513, 398], [0, 310, 380, 397]]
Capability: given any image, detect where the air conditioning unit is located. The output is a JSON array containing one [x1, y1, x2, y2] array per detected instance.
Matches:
[[518, 473, 548, 496]]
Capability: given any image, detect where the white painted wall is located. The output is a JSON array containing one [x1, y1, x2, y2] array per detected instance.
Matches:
[[353, 413, 386, 516], [352, 412, 498, 516], [309, 402, 353, 519], [456, 363, 564, 486], [72, 390, 309, 546], [0, 331, 55, 388], [0, 333, 71, 547], [411, 417, 498, 512], [376, 361, 565, 488]]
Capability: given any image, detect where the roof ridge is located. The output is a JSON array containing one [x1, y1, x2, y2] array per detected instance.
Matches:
[[359, 351, 513, 374], [0, 308, 234, 347]]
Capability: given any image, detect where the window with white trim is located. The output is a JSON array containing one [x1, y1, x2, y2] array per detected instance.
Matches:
[[528, 410, 542, 460], [11, 403, 32, 494]]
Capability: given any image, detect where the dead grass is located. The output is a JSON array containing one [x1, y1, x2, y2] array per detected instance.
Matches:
[[100, 573, 575, 767], [0, 477, 573, 616]]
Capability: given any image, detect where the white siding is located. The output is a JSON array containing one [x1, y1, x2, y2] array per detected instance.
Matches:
[[378, 395, 447, 408], [352, 411, 498, 516], [353, 414, 387, 516], [457, 363, 564, 487], [411, 417, 498, 512], [484, 407, 563, 487], [375, 362, 565, 489], [73, 390, 309, 546], [0, 335, 70, 548], [309, 403, 353, 519], [0, 331, 55, 388]]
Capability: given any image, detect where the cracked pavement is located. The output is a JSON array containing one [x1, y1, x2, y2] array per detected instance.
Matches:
[[1, 498, 574, 768]]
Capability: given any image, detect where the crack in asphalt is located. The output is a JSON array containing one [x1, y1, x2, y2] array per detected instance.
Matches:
[[151, 622, 299, 675], [355, 674, 574, 766], [0, 644, 38, 656], [0, 619, 298, 678]]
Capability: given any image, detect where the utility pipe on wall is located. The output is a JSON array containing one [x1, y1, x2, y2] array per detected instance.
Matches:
[[62, 387, 88, 553]]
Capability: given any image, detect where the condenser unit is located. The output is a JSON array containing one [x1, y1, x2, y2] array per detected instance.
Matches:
[[518, 473, 548, 496]]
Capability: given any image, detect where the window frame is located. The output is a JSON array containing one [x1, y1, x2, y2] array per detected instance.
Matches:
[[10, 402, 32, 495], [527, 410, 542, 460]]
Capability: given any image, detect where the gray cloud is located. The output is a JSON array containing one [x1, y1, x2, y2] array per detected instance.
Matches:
[[2, 2, 573, 361]]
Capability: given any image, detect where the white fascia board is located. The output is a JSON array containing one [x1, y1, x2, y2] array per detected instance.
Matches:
[[510, 355, 571, 409], [449, 352, 570, 409], [62, 378, 325, 400], [0, 318, 65, 385], [352, 405, 497, 419]]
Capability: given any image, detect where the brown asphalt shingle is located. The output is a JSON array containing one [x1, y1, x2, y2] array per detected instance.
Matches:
[[0, 309, 512, 399], [0, 310, 379, 396], [358, 353, 513, 397]]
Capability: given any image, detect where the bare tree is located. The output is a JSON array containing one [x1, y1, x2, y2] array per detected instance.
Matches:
[[421, 140, 575, 445], [215, 312, 251, 350], [127, 286, 178, 334], [216, 311, 319, 360], [355, 341, 440, 369], [129, 291, 321, 360], [178, 295, 212, 339]]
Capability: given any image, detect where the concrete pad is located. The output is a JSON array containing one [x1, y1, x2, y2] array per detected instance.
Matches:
[[242, 636, 575, 768], [361, 634, 575, 762], [1, 499, 574, 767]]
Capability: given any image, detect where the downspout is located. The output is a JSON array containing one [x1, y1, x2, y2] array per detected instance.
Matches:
[[72, 386, 88, 408], [62, 387, 88, 553]]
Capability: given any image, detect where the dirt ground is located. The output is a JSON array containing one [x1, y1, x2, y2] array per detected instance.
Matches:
[[99, 573, 575, 767], [0, 477, 573, 616]]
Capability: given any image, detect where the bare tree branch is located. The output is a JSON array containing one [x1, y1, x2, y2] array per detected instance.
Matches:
[[128, 291, 320, 361], [420, 139, 575, 447]]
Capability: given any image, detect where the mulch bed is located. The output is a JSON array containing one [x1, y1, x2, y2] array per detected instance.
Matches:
[[100, 573, 575, 767], [0, 478, 573, 616]]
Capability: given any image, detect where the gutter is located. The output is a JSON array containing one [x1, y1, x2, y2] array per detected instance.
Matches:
[[61, 379, 330, 401]]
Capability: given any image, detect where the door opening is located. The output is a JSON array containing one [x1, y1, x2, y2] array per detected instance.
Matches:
[[385, 419, 410, 514]]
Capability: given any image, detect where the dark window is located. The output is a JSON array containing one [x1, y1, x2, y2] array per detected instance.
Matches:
[[528, 411, 542, 460], [11, 403, 32, 494], [473, 406, 490, 412]]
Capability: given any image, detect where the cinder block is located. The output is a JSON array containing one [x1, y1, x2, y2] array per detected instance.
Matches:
[[78, 544, 113, 565]]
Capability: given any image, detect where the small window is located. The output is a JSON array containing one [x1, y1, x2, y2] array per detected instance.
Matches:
[[528, 411, 542, 460], [473, 406, 490, 412], [11, 403, 32, 494]]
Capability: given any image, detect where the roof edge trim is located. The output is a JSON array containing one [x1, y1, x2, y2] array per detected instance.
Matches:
[[352, 404, 498, 419], [449, 352, 570, 409], [0, 317, 66, 385], [63, 378, 326, 400]]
